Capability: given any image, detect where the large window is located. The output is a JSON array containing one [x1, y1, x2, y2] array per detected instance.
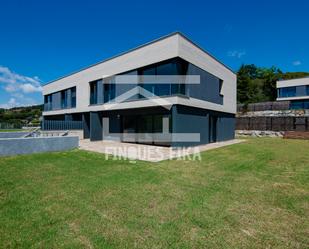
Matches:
[[61, 90, 68, 109], [122, 114, 171, 146], [139, 58, 186, 97], [44, 86, 76, 111], [278, 87, 296, 98], [44, 94, 52, 111], [87, 58, 223, 105], [71, 87, 76, 108], [89, 81, 98, 105], [307, 86, 309, 96], [103, 77, 116, 103]]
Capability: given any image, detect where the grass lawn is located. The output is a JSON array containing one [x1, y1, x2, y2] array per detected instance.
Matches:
[[0, 138, 308, 248], [0, 129, 26, 132]]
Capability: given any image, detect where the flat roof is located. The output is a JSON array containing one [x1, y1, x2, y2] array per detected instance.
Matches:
[[43, 32, 235, 86]]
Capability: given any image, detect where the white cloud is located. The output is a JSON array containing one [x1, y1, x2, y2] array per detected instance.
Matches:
[[0, 65, 42, 93], [0, 98, 19, 109], [0, 94, 38, 109], [292, 60, 301, 66], [227, 50, 246, 58]]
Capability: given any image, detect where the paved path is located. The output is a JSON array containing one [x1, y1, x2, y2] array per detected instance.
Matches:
[[79, 139, 244, 162]]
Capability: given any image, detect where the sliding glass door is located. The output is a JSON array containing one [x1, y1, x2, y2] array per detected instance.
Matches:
[[122, 114, 171, 146]]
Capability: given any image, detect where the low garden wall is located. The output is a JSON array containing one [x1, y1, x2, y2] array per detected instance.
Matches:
[[0, 136, 79, 156]]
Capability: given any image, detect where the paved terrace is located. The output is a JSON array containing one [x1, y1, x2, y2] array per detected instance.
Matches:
[[79, 139, 244, 162]]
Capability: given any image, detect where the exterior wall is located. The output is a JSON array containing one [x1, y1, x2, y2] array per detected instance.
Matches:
[[177, 35, 236, 114], [171, 105, 208, 147], [171, 105, 235, 147], [43, 33, 236, 117], [217, 115, 235, 141], [0, 136, 79, 156]]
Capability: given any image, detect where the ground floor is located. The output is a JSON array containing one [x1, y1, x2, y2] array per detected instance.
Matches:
[[43, 105, 235, 147]]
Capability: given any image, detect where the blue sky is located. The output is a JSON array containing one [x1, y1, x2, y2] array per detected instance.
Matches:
[[0, 0, 308, 108]]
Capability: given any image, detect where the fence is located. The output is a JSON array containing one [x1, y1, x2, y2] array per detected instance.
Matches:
[[237, 101, 291, 112], [236, 117, 309, 131], [42, 120, 83, 130]]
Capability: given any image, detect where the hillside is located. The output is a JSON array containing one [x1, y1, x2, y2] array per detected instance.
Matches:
[[0, 105, 43, 128]]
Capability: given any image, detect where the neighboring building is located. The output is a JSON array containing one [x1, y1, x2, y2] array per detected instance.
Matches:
[[277, 77, 309, 109], [42, 32, 236, 147]]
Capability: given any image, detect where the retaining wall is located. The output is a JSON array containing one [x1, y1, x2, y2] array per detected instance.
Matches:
[[0, 136, 79, 156]]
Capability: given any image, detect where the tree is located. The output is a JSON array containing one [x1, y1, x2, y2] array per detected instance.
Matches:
[[236, 64, 308, 104]]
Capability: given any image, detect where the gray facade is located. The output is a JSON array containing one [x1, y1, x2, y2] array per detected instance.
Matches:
[[42, 32, 236, 147]]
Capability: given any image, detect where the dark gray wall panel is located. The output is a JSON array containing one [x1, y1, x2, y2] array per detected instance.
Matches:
[[186, 63, 223, 105], [83, 113, 90, 139], [90, 112, 102, 141], [217, 115, 235, 141], [171, 105, 235, 147], [171, 105, 209, 147]]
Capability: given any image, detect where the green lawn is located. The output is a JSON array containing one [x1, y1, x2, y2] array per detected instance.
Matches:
[[0, 129, 26, 132], [0, 138, 308, 248]]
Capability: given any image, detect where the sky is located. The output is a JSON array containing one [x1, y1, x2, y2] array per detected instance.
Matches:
[[0, 0, 308, 108]]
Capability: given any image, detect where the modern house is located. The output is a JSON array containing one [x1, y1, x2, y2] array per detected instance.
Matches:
[[277, 77, 309, 109], [42, 32, 236, 147]]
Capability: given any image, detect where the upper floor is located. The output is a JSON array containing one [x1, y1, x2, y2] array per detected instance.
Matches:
[[277, 77, 309, 100], [43, 32, 236, 116]]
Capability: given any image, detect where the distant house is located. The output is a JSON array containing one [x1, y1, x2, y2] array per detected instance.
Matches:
[[42, 32, 236, 147], [277, 77, 309, 109]]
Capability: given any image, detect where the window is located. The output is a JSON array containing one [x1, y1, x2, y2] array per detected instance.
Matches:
[[44, 94, 52, 111], [61, 90, 68, 108], [103, 77, 116, 103], [278, 87, 296, 98], [307, 86, 309, 96], [89, 81, 98, 105], [139, 59, 187, 97], [71, 87, 76, 108]]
